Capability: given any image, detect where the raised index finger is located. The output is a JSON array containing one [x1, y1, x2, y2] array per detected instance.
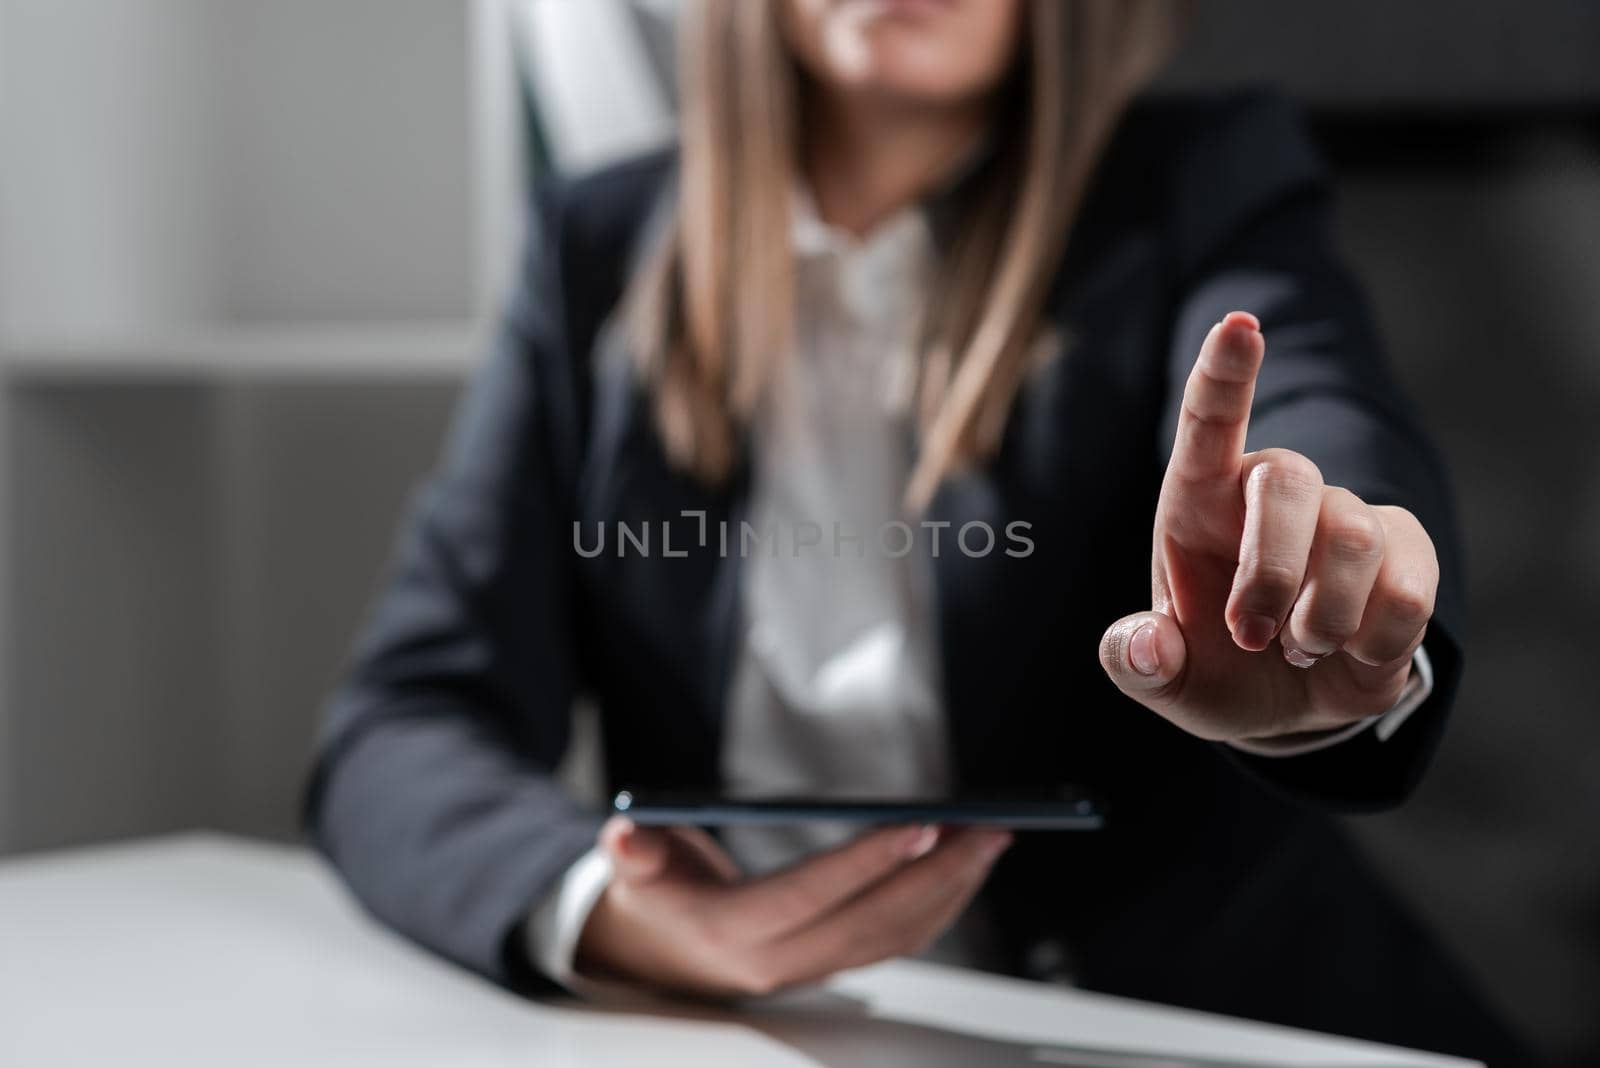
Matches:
[[1166, 311, 1265, 486]]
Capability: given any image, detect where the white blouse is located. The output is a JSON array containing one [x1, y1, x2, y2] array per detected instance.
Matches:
[[718, 193, 949, 875]]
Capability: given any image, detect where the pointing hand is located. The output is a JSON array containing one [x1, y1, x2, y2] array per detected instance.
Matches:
[[1099, 312, 1438, 745]]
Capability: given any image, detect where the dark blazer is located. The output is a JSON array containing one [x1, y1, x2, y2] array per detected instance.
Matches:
[[307, 91, 1526, 1063]]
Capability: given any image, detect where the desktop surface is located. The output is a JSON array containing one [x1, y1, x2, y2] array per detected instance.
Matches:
[[0, 834, 1480, 1067]]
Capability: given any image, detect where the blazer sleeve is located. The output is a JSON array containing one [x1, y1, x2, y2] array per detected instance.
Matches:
[[304, 179, 601, 984], [1159, 93, 1466, 810]]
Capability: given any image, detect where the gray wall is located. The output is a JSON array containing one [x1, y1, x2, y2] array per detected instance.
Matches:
[[1160, 0, 1600, 107], [209, 0, 475, 322], [0, 0, 479, 339], [211, 381, 460, 839], [0, 0, 489, 853], [1, 379, 460, 850], [1335, 128, 1600, 1065], [8, 386, 223, 845]]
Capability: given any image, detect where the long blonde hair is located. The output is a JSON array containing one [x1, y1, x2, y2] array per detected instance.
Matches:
[[627, 0, 1181, 510]]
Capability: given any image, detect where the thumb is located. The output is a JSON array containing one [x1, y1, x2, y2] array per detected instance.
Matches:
[[1099, 610, 1187, 710], [599, 816, 671, 884]]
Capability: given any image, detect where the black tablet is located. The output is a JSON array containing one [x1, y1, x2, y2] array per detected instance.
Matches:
[[611, 790, 1104, 830]]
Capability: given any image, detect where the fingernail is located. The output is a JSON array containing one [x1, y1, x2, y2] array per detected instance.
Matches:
[[1233, 613, 1277, 652], [902, 825, 940, 860], [1224, 311, 1261, 332], [1129, 623, 1160, 676], [1283, 645, 1325, 670]]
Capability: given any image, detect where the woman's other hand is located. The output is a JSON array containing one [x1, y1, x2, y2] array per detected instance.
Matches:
[[1099, 312, 1439, 745], [574, 816, 1010, 998]]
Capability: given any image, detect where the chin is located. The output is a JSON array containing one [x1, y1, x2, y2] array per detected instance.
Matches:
[[852, 39, 992, 101], [860, 67, 993, 104], [861, 10, 1012, 94]]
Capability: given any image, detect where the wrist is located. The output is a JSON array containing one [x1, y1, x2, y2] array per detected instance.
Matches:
[[524, 847, 614, 990], [572, 884, 625, 982]]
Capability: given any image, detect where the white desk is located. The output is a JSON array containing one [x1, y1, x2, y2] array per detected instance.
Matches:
[[0, 834, 1478, 1067]]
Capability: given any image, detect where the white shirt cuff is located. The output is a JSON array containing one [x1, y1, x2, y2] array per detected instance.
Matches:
[[524, 846, 613, 990], [1228, 644, 1434, 758]]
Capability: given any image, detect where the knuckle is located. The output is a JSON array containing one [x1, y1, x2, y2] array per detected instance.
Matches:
[[1182, 374, 1248, 421], [1376, 506, 1440, 574], [1249, 451, 1323, 502], [1323, 510, 1385, 563], [1300, 606, 1359, 648], [1378, 576, 1435, 628], [1237, 556, 1303, 604], [1373, 503, 1424, 538]]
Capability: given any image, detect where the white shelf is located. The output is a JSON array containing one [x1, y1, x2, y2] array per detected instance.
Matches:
[[0, 322, 484, 385]]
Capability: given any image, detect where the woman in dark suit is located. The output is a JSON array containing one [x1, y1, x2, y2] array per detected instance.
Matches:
[[309, 1, 1529, 1061]]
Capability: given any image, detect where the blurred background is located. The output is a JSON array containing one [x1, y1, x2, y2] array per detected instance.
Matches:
[[0, 1, 1596, 1063]]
